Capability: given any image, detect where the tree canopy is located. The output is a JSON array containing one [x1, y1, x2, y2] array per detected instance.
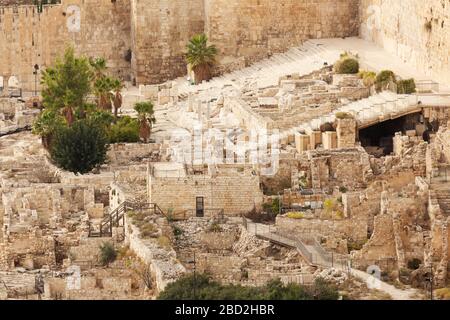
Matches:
[[158, 274, 339, 300], [50, 120, 108, 174]]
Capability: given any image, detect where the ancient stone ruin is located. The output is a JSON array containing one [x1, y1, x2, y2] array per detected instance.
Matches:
[[1, 0, 450, 301]]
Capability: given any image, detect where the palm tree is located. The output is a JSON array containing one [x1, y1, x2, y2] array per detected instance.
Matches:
[[134, 101, 156, 143], [186, 34, 218, 84], [112, 79, 123, 118], [93, 76, 114, 111], [89, 57, 107, 81]]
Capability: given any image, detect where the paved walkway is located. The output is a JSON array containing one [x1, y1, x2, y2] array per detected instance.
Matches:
[[246, 220, 423, 300]]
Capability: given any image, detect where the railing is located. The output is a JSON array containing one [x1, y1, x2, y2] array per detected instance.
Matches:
[[89, 201, 164, 238], [242, 218, 352, 268]]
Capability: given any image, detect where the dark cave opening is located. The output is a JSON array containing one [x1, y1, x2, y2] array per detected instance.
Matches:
[[359, 112, 426, 157]]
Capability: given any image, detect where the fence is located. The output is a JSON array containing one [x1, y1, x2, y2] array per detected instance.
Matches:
[[242, 217, 352, 270]]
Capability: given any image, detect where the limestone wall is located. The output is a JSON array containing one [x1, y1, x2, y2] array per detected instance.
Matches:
[[149, 166, 263, 216], [360, 0, 450, 86], [205, 0, 359, 69], [276, 214, 368, 242], [130, 0, 205, 84], [0, 0, 132, 92]]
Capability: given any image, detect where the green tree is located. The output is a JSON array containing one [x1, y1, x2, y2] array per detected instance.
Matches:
[[186, 34, 218, 84], [32, 109, 65, 149], [112, 78, 124, 118], [108, 116, 140, 143], [89, 57, 108, 81], [158, 274, 339, 300], [50, 120, 108, 174], [134, 101, 156, 143], [93, 76, 115, 111], [41, 47, 92, 124]]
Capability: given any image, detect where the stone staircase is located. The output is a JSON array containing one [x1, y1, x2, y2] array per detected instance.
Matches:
[[177, 39, 341, 97], [289, 92, 419, 136]]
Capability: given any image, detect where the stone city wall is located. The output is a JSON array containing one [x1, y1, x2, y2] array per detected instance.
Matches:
[[1, 0, 360, 89], [0, 0, 132, 92], [360, 0, 450, 86], [205, 0, 359, 71]]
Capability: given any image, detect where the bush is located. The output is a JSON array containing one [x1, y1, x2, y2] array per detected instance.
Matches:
[[347, 239, 367, 252], [287, 212, 305, 219], [50, 120, 108, 174], [99, 242, 117, 266], [157, 236, 171, 249], [108, 116, 140, 143], [158, 274, 339, 300], [140, 223, 158, 239], [208, 223, 223, 233], [339, 186, 348, 193], [358, 70, 376, 87], [172, 225, 184, 237], [397, 79, 416, 94], [375, 70, 396, 91], [334, 58, 359, 74], [335, 112, 354, 120]]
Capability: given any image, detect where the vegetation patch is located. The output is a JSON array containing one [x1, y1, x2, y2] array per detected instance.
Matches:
[[158, 274, 339, 300], [157, 236, 171, 249], [375, 70, 396, 92], [397, 79, 416, 94], [335, 112, 354, 120], [286, 212, 306, 219], [358, 70, 376, 87], [99, 242, 117, 266]]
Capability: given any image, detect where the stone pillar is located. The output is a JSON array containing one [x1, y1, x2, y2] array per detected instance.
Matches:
[[336, 118, 356, 149], [322, 131, 337, 150], [295, 133, 310, 153], [309, 131, 322, 149], [2, 76, 9, 97]]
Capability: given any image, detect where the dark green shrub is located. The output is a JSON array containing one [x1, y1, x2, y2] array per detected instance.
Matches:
[[397, 79, 416, 94], [158, 274, 339, 300], [310, 278, 340, 300], [99, 242, 117, 266], [108, 116, 140, 143], [50, 120, 108, 174], [335, 58, 360, 74], [339, 186, 348, 193], [358, 70, 377, 87], [375, 70, 396, 91], [172, 225, 184, 237]]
